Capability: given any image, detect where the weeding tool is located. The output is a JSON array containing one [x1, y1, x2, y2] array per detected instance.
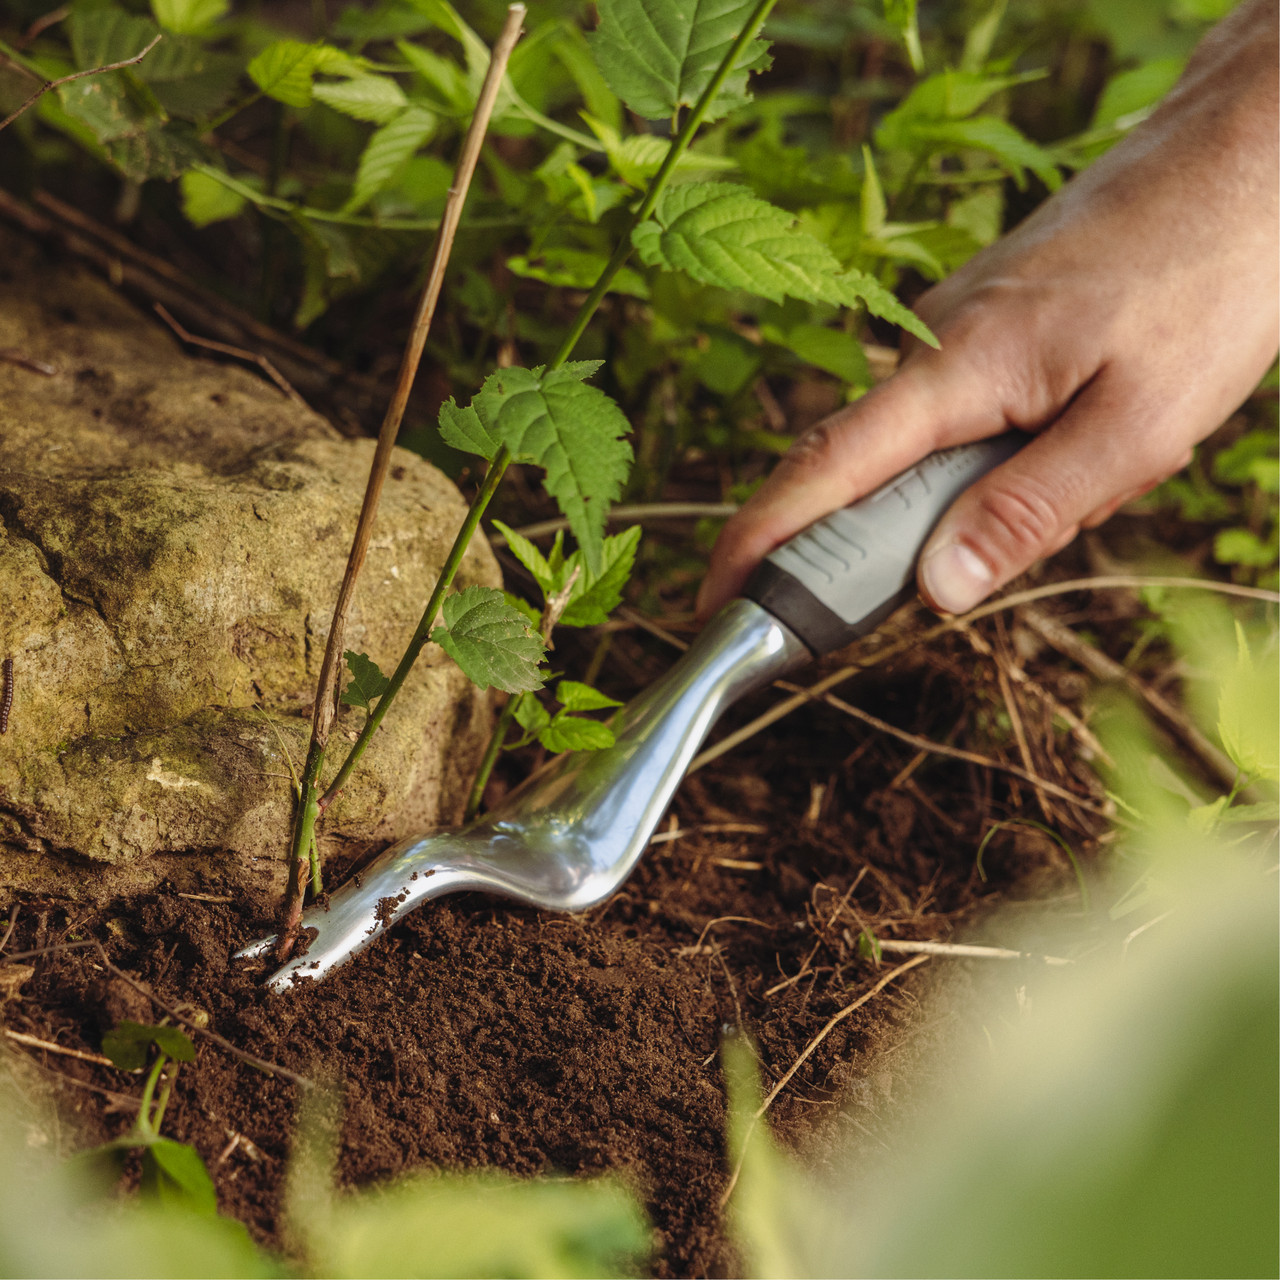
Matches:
[[236, 434, 1023, 991]]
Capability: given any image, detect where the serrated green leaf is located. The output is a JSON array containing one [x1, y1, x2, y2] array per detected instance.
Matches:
[[503, 591, 543, 630], [514, 693, 552, 735], [143, 1139, 219, 1214], [151, 0, 227, 36], [431, 586, 546, 693], [396, 38, 472, 112], [560, 524, 640, 626], [180, 168, 246, 227], [71, 6, 159, 69], [344, 105, 435, 211], [248, 40, 330, 108], [313, 74, 408, 123], [539, 712, 616, 753], [556, 681, 622, 711], [588, 0, 771, 122], [633, 183, 938, 346], [1217, 624, 1279, 781], [492, 521, 554, 593], [341, 650, 390, 712], [439, 365, 632, 573]]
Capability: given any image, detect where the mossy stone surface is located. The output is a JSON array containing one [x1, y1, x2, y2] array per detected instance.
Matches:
[[0, 228, 499, 898]]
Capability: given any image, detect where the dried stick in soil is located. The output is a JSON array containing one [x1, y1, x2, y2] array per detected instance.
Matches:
[[275, 5, 527, 959], [720, 954, 930, 1207]]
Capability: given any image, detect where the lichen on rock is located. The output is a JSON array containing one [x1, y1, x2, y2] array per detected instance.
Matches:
[[0, 227, 499, 899]]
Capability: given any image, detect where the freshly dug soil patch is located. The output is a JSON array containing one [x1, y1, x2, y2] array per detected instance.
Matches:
[[1, 660, 1098, 1277]]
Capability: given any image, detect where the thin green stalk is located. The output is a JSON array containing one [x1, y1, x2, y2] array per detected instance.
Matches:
[[319, 446, 512, 809], [465, 694, 523, 821], [135, 1055, 166, 1138], [463, 0, 781, 813]]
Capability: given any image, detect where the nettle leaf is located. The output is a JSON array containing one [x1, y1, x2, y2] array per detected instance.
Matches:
[[1218, 624, 1280, 781], [438, 364, 632, 573], [151, 0, 228, 36], [313, 74, 408, 123], [492, 520, 555, 594], [540, 712, 615, 753], [180, 168, 247, 227], [589, 0, 771, 123], [560, 524, 640, 626], [557, 680, 622, 712], [431, 586, 546, 693], [102, 1020, 196, 1071], [248, 41, 360, 109], [341, 650, 391, 712], [345, 105, 435, 212], [633, 183, 938, 346]]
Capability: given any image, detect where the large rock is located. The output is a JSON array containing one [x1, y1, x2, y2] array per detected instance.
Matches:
[[0, 227, 499, 899]]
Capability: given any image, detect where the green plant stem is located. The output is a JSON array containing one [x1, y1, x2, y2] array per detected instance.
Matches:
[[135, 1055, 167, 1139], [319, 446, 512, 810], [278, 740, 324, 956], [546, 0, 781, 372], [465, 694, 523, 821], [461, 0, 782, 816]]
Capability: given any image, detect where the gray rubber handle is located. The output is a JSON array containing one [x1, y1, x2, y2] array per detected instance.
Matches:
[[743, 433, 1026, 655]]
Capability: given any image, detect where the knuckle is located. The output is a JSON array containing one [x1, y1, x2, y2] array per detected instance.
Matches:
[[970, 477, 1064, 564], [779, 419, 844, 478]]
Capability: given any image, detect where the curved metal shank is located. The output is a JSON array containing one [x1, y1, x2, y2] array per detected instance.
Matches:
[[243, 600, 808, 990]]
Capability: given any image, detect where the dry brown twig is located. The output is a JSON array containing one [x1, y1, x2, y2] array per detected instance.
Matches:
[[0, 34, 162, 133], [154, 303, 306, 406], [3, 1028, 116, 1068], [720, 954, 930, 1207]]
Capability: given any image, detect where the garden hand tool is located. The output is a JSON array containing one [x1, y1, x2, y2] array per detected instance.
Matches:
[[237, 434, 1024, 992]]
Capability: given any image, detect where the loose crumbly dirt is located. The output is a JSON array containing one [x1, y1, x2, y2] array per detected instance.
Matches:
[[0, 624, 1104, 1277]]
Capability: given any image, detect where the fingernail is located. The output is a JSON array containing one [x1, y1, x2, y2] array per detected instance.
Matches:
[[919, 538, 994, 615]]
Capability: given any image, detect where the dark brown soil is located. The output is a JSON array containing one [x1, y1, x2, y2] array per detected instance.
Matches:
[[0, 617, 1105, 1277]]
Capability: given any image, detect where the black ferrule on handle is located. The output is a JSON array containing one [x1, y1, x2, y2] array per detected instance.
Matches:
[[744, 433, 1026, 656]]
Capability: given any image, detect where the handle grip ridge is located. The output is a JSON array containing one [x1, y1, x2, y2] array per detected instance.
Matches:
[[744, 433, 1025, 655]]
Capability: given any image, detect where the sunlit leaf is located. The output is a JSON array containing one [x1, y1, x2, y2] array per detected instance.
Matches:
[[1217, 624, 1279, 781], [143, 1139, 218, 1215], [180, 168, 246, 226], [313, 74, 408, 123], [588, 0, 771, 122], [344, 105, 435, 211], [150, 0, 227, 36], [556, 681, 622, 711]]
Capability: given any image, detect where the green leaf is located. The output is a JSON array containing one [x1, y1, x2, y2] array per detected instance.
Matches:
[[492, 521, 554, 594], [539, 712, 615, 753], [431, 586, 546, 693], [313, 74, 408, 123], [438, 365, 633, 573], [514, 693, 552, 736], [556, 681, 622, 712], [101, 1020, 195, 1070], [882, 0, 923, 71], [150, 0, 227, 36], [247, 41, 359, 109], [71, 6, 160, 69], [905, 116, 1062, 190], [588, 0, 772, 123], [763, 321, 870, 386], [633, 183, 938, 345], [344, 105, 435, 212], [1217, 624, 1279, 781], [507, 250, 650, 300], [1092, 59, 1182, 130], [1214, 527, 1279, 570], [860, 144, 886, 237], [180, 168, 247, 227], [341, 651, 390, 712], [395, 38, 472, 112], [559, 525, 640, 627], [143, 1139, 219, 1215]]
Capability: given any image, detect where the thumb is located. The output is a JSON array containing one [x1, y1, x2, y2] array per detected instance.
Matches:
[[916, 376, 1173, 614]]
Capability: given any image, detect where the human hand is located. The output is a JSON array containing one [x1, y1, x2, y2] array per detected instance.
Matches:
[[697, 0, 1278, 624]]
